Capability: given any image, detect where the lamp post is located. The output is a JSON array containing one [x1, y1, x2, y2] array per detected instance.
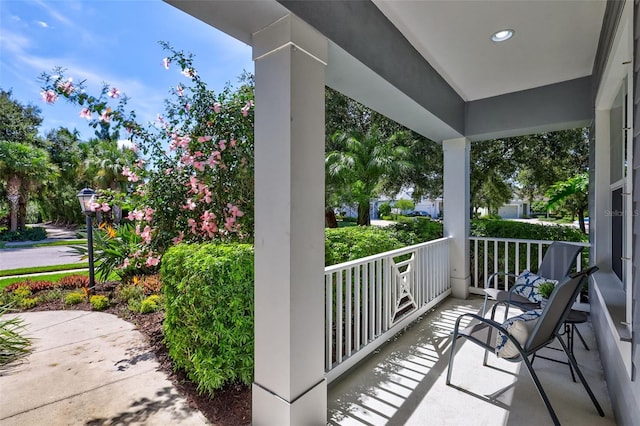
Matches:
[[77, 188, 96, 292]]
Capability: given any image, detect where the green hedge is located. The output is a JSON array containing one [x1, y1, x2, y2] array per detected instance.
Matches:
[[389, 218, 444, 245], [161, 243, 254, 394], [325, 218, 444, 266], [0, 226, 47, 242], [470, 219, 587, 242], [325, 227, 404, 266]]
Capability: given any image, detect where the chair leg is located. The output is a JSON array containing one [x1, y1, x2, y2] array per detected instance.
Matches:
[[574, 325, 590, 351], [521, 354, 561, 426], [556, 335, 605, 417], [446, 330, 459, 385], [482, 294, 489, 317]]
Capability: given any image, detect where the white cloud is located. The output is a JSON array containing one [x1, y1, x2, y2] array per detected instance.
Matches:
[[35, 20, 49, 28], [0, 29, 32, 54], [33, 0, 74, 27]]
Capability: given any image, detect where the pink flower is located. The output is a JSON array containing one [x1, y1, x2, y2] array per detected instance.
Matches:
[[146, 256, 160, 267], [201, 211, 218, 237], [121, 258, 130, 269], [144, 207, 154, 221], [172, 231, 184, 244], [140, 225, 152, 244], [188, 176, 199, 193], [107, 87, 120, 98], [156, 114, 164, 124], [241, 100, 253, 116], [213, 102, 221, 113], [89, 202, 100, 212], [193, 161, 205, 171], [183, 199, 196, 210], [219, 140, 226, 151], [163, 57, 170, 69], [40, 89, 58, 104], [224, 216, 236, 232], [122, 166, 139, 182], [101, 203, 111, 212], [99, 110, 111, 123], [187, 218, 198, 235], [185, 102, 191, 111], [176, 84, 184, 97], [181, 68, 195, 79], [230, 139, 236, 148], [228, 203, 244, 217], [197, 135, 212, 143], [79, 108, 92, 120], [57, 78, 74, 95]]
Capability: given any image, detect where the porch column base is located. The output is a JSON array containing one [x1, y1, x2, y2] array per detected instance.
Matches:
[[451, 275, 471, 299], [252, 379, 327, 426]]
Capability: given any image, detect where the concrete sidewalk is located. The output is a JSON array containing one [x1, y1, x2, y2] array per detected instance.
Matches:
[[0, 311, 209, 425]]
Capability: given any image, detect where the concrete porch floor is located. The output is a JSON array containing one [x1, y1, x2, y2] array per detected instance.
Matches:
[[328, 296, 615, 425]]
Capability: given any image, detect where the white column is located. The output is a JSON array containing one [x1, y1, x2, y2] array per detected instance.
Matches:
[[252, 15, 327, 425], [443, 137, 471, 299]]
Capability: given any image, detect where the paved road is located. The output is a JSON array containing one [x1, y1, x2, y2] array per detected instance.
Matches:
[[0, 245, 85, 270]]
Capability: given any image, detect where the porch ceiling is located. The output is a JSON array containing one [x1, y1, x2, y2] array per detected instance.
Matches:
[[166, 0, 607, 142], [373, 0, 607, 102]]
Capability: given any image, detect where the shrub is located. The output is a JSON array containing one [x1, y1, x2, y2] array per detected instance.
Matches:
[[19, 298, 38, 309], [0, 226, 47, 242], [65, 292, 84, 305], [470, 219, 586, 242], [4, 276, 85, 294], [116, 283, 144, 303], [389, 217, 443, 245], [139, 295, 163, 314], [378, 202, 391, 217], [162, 243, 254, 394], [12, 286, 32, 298], [57, 275, 90, 289], [140, 274, 162, 295], [0, 304, 32, 366], [325, 226, 404, 266], [90, 295, 109, 311]]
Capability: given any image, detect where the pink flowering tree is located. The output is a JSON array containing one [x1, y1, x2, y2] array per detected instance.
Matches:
[[40, 42, 254, 279]]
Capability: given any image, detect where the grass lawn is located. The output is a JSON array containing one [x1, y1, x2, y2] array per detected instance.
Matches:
[[0, 263, 89, 278], [0, 239, 86, 249]]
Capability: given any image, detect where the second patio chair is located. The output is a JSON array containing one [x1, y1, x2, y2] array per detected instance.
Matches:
[[482, 241, 584, 316], [447, 266, 603, 426]]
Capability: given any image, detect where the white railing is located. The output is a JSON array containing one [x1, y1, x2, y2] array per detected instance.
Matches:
[[469, 237, 590, 295], [324, 237, 451, 383]]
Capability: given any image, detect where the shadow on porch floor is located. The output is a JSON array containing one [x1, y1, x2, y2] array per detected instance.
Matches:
[[328, 296, 615, 425]]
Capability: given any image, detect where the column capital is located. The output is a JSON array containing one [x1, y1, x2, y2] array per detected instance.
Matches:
[[253, 14, 328, 64]]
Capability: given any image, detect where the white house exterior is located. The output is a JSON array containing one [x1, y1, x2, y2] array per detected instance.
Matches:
[[166, 1, 638, 424]]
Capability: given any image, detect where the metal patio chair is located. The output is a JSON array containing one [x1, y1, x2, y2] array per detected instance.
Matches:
[[447, 266, 603, 426], [482, 241, 584, 316]]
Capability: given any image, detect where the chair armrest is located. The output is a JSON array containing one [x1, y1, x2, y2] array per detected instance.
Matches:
[[453, 312, 507, 335]]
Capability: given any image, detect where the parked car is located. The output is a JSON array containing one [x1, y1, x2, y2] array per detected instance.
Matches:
[[407, 210, 430, 217]]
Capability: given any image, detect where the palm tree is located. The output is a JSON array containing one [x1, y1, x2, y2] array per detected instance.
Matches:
[[0, 141, 57, 231], [326, 127, 412, 225]]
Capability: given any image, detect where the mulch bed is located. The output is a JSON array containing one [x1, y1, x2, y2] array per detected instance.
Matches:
[[26, 282, 251, 426]]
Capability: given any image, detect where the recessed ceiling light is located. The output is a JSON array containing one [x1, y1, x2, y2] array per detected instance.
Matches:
[[491, 29, 514, 43]]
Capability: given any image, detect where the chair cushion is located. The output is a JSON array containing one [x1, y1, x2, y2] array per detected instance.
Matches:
[[512, 270, 558, 303], [496, 310, 542, 358]]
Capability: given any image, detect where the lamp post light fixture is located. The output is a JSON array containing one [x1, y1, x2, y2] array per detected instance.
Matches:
[[77, 187, 96, 292]]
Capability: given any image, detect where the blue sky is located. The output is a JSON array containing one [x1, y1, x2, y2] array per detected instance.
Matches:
[[0, 0, 254, 139]]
